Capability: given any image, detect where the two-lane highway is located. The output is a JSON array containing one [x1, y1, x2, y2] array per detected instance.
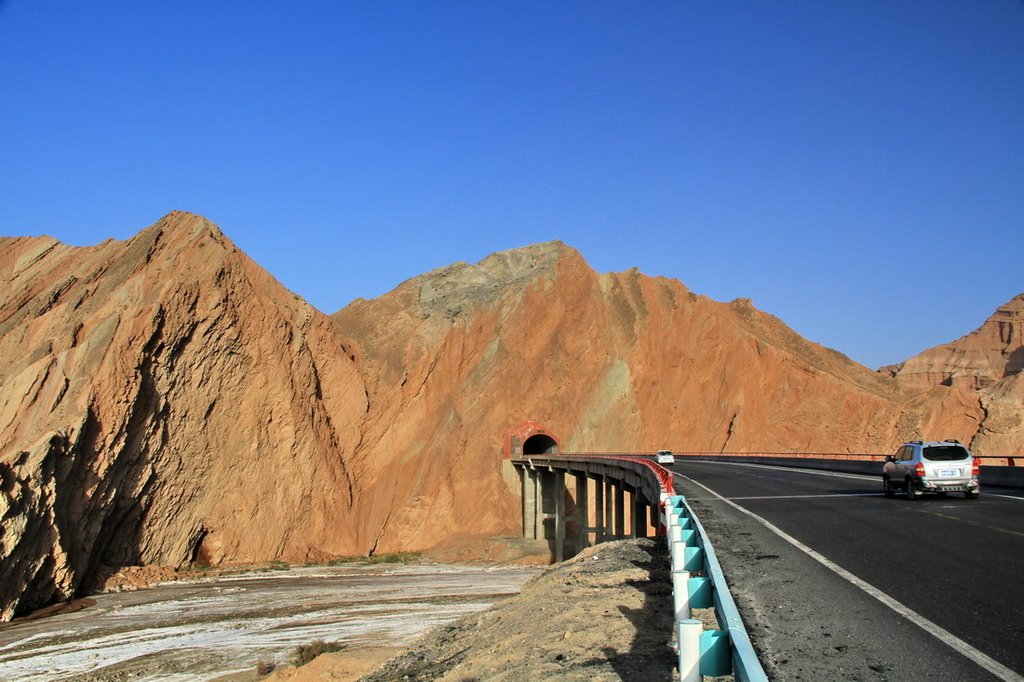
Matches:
[[669, 460, 1024, 681]]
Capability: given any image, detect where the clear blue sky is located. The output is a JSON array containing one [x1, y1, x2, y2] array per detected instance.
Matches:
[[1, 1, 1021, 369]]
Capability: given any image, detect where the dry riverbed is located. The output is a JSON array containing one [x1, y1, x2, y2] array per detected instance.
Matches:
[[0, 561, 541, 681]]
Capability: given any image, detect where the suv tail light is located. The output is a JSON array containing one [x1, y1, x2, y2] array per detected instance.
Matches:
[[972, 458, 980, 476], [915, 461, 926, 478]]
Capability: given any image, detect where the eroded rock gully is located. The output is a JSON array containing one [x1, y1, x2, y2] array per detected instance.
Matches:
[[1, 211, 1021, 620]]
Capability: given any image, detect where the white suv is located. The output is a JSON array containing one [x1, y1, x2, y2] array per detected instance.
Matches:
[[882, 440, 980, 500]]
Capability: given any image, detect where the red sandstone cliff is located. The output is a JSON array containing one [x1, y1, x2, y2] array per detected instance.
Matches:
[[1, 212, 1020, 621]]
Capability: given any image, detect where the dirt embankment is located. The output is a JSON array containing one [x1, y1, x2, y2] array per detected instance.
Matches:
[[362, 539, 677, 681]]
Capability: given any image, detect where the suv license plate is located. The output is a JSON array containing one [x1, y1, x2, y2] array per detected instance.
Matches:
[[938, 469, 958, 477]]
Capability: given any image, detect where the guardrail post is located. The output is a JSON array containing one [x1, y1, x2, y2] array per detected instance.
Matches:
[[659, 493, 670, 536], [670, 538, 686, 568], [677, 618, 702, 682], [672, 569, 691, 620]]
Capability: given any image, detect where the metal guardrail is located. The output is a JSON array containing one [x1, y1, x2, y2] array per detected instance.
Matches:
[[663, 493, 768, 682]]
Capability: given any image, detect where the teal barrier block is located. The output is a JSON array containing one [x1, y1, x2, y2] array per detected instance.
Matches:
[[681, 528, 697, 547], [683, 546, 704, 571], [700, 630, 731, 677], [678, 516, 693, 530], [688, 576, 713, 609]]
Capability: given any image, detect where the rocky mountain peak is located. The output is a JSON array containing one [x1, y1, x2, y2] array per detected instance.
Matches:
[[410, 240, 579, 317]]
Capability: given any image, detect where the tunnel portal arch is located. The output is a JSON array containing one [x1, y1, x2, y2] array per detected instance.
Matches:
[[504, 421, 560, 458]]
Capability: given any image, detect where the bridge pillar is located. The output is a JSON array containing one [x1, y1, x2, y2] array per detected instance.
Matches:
[[623, 483, 638, 539], [522, 467, 539, 539], [632, 486, 648, 538], [573, 472, 589, 552], [539, 468, 554, 543], [614, 483, 625, 539], [554, 469, 566, 563], [594, 474, 605, 543], [604, 477, 615, 540]]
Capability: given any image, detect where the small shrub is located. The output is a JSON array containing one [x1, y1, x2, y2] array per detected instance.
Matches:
[[327, 551, 421, 566], [365, 551, 422, 565], [294, 640, 343, 667], [255, 660, 276, 675]]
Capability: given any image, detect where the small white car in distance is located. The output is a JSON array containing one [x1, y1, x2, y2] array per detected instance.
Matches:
[[656, 450, 675, 465]]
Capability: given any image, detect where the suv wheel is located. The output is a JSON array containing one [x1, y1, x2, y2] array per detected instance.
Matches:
[[965, 490, 980, 500], [882, 475, 895, 498], [906, 478, 922, 501]]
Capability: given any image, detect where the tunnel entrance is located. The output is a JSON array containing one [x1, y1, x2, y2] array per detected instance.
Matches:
[[523, 433, 558, 455], [504, 421, 560, 458]]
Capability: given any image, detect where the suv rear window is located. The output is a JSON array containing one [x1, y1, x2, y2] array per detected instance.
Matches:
[[923, 445, 970, 461]]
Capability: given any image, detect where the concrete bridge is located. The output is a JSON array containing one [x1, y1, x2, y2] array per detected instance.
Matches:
[[504, 422, 673, 563]]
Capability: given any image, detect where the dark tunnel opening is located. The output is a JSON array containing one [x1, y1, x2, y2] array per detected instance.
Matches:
[[523, 433, 558, 455]]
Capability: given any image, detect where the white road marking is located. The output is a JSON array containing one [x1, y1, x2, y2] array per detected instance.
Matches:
[[680, 459, 878, 481], [728, 493, 883, 500], [989, 493, 1024, 502], [677, 473, 1024, 682]]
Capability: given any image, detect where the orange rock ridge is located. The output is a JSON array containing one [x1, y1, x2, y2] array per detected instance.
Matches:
[[0, 211, 1020, 620]]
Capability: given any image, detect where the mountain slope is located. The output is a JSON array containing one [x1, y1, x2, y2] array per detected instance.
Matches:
[[0, 212, 368, 619]]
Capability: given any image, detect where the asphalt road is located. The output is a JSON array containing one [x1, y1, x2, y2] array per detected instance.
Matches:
[[669, 460, 1024, 681]]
